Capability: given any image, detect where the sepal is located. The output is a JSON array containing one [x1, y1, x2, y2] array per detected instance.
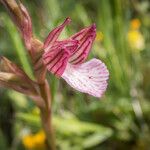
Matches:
[[69, 24, 96, 64]]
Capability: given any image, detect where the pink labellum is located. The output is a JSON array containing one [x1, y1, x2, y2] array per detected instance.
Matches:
[[44, 17, 71, 51], [62, 59, 109, 97], [69, 24, 96, 64]]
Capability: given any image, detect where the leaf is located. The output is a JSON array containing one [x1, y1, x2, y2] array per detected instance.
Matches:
[[7, 90, 29, 109], [16, 112, 41, 128], [16, 112, 113, 148], [0, 129, 8, 150], [83, 132, 112, 148]]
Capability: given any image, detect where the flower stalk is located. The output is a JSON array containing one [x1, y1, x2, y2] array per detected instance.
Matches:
[[39, 80, 56, 150], [40, 106, 56, 150], [1, 0, 109, 150], [1, 0, 56, 149]]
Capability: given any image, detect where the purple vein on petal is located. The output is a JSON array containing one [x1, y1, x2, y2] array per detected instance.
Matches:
[[69, 24, 96, 64], [44, 17, 71, 50], [62, 58, 109, 98], [43, 44, 71, 77]]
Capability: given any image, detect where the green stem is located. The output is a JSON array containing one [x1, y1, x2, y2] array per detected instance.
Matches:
[[39, 80, 56, 150], [40, 108, 56, 150]]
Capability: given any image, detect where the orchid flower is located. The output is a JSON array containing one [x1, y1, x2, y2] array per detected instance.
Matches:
[[43, 18, 109, 98]]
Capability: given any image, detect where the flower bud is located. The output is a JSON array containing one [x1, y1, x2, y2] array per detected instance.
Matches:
[[0, 56, 38, 96], [1, 0, 32, 49]]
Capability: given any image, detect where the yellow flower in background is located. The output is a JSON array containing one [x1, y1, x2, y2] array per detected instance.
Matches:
[[128, 18, 145, 52], [22, 130, 46, 150], [96, 31, 104, 42], [34, 131, 46, 147], [22, 134, 35, 149], [130, 18, 141, 30], [128, 30, 145, 51]]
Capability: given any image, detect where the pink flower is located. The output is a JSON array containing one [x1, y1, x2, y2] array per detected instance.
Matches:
[[43, 18, 109, 98]]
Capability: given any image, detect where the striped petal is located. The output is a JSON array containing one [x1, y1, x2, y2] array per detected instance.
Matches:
[[69, 24, 96, 64], [62, 58, 109, 98], [44, 17, 71, 51], [43, 47, 70, 77], [50, 40, 79, 54], [43, 40, 78, 77]]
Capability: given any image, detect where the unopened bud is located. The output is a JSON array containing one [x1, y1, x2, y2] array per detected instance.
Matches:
[[0, 56, 38, 96]]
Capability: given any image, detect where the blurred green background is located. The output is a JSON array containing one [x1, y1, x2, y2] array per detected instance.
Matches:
[[0, 0, 150, 149]]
